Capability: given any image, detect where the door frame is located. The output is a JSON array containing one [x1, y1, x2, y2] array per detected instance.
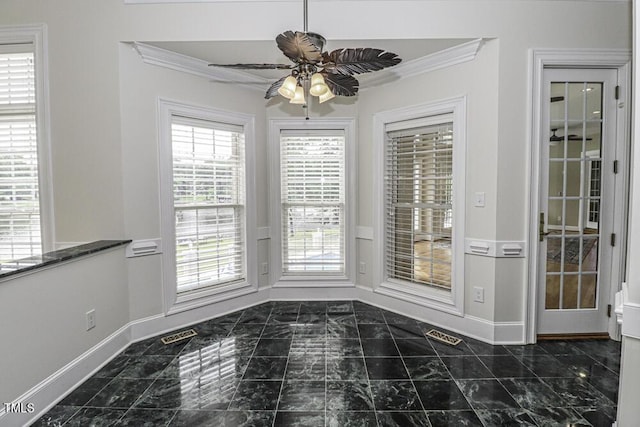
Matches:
[[526, 48, 631, 344]]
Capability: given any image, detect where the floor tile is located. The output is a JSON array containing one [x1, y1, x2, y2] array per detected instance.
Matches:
[[117, 408, 175, 426], [526, 406, 591, 426], [253, 338, 291, 357], [369, 380, 422, 410], [277, 381, 325, 411], [327, 411, 377, 427], [395, 338, 436, 357], [426, 409, 483, 426], [404, 357, 450, 381], [358, 324, 392, 339], [30, 405, 80, 427], [478, 355, 536, 378], [228, 380, 281, 410], [116, 355, 174, 379], [441, 355, 494, 379], [376, 410, 430, 427], [429, 339, 474, 357], [326, 338, 363, 357], [59, 377, 111, 406], [273, 411, 324, 426], [388, 323, 428, 339], [63, 407, 126, 426], [326, 380, 375, 410], [35, 300, 622, 427], [456, 378, 520, 410], [242, 356, 287, 380], [361, 338, 400, 357], [327, 356, 367, 380], [500, 377, 565, 409], [285, 354, 325, 380], [85, 378, 153, 409], [413, 379, 471, 410], [475, 408, 538, 426], [365, 357, 409, 379], [542, 377, 612, 407]]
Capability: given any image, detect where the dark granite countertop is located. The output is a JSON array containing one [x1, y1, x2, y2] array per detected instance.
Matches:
[[0, 240, 131, 280]]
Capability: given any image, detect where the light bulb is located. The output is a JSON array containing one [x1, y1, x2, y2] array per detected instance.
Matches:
[[309, 73, 329, 97], [318, 89, 336, 104], [277, 76, 297, 100], [290, 85, 306, 104]]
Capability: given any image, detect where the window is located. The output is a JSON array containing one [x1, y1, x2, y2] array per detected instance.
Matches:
[[171, 117, 245, 293], [0, 28, 52, 263], [159, 99, 256, 312], [386, 120, 453, 289], [374, 98, 465, 313], [269, 119, 355, 285], [280, 130, 345, 274]]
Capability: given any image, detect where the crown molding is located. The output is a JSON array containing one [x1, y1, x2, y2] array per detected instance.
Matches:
[[132, 42, 270, 93], [360, 38, 483, 90]]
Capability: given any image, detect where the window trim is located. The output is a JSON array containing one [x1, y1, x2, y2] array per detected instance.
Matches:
[[158, 98, 257, 315], [373, 97, 466, 315], [269, 118, 356, 287], [0, 25, 55, 255]]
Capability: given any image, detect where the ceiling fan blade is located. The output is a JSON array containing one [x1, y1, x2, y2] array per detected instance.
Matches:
[[265, 76, 288, 99], [323, 72, 359, 96], [208, 63, 293, 70], [323, 48, 401, 75], [276, 31, 323, 64]]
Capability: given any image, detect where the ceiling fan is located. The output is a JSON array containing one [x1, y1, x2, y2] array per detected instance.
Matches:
[[550, 128, 593, 143], [208, 0, 401, 116]]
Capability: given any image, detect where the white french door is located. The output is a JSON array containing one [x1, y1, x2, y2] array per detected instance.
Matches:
[[537, 68, 619, 335]]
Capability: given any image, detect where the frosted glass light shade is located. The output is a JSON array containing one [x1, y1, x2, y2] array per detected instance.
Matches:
[[309, 73, 329, 96], [290, 86, 306, 104], [278, 76, 297, 99], [318, 89, 336, 103]]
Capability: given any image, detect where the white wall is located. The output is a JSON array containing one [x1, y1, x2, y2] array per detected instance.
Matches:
[[0, 248, 129, 410]]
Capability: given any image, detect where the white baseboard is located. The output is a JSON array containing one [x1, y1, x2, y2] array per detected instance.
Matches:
[[4, 324, 130, 427], [6, 287, 525, 425]]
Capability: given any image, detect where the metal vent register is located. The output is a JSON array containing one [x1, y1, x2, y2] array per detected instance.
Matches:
[[425, 329, 462, 346], [161, 329, 197, 345]]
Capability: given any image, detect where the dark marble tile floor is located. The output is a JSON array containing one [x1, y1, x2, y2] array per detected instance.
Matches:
[[31, 301, 620, 426]]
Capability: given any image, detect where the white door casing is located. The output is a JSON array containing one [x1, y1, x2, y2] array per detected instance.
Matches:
[[526, 49, 630, 343]]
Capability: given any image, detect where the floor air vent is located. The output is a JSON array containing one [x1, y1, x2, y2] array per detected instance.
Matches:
[[425, 329, 462, 346], [161, 329, 197, 345]]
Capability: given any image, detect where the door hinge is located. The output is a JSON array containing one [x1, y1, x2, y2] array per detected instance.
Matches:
[[615, 85, 620, 100], [607, 304, 612, 318], [613, 160, 619, 174], [611, 233, 616, 247]]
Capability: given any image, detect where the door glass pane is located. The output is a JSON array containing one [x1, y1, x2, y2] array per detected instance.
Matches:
[[545, 79, 603, 311]]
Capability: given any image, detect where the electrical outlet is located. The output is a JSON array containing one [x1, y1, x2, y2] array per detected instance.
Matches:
[[359, 261, 366, 274], [260, 262, 269, 275], [473, 287, 484, 303], [86, 309, 96, 331]]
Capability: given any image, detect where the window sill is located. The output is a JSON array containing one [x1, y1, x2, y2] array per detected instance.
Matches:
[[0, 240, 131, 282]]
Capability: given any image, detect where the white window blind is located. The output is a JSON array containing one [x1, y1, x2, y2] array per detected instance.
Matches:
[[171, 117, 245, 293], [385, 120, 453, 289], [0, 49, 42, 263], [280, 131, 345, 274]]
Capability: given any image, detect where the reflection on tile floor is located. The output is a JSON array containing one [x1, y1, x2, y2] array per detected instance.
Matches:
[[31, 301, 620, 426]]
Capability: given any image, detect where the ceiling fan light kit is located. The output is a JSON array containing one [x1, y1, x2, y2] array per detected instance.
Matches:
[[208, 0, 401, 117]]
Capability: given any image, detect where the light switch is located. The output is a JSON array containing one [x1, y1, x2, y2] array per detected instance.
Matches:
[[474, 192, 485, 207]]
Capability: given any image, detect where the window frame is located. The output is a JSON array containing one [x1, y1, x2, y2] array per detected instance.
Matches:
[[158, 98, 257, 314], [0, 25, 54, 258], [373, 97, 466, 315], [269, 118, 356, 287]]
